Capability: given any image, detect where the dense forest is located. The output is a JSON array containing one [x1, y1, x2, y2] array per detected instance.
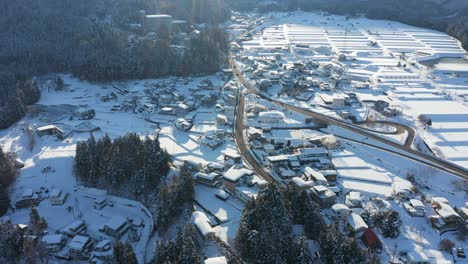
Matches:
[[235, 183, 380, 264], [75, 133, 170, 196], [253, 0, 468, 50], [0, 0, 229, 129], [0, 148, 16, 216]]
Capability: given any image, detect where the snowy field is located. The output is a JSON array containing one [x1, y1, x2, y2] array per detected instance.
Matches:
[[239, 11, 468, 169]]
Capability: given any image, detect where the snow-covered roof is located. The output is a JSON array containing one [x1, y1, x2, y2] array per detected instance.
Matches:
[[41, 234, 64, 245], [431, 196, 449, 204], [331, 203, 349, 212], [223, 166, 253, 182], [235, 186, 259, 199], [409, 199, 424, 209], [194, 172, 219, 181], [267, 155, 289, 163], [204, 256, 227, 264], [407, 251, 429, 262], [37, 125, 64, 133], [223, 149, 242, 159], [348, 191, 362, 202], [146, 14, 172, 19], [298, 148, 328, 156], [258, 110, 285, 118], [95, 239, 111, 250], [22, 189, 34, 198], [50, 189, 62, 198], [191, 211, 215, 237], [304, 167, 327, 182], [347, 213, 368, 231], [104, 216, 127, 231], [291, 177, 313, 188], [436, 203, 460, 219], [69, 235, 90, 251]]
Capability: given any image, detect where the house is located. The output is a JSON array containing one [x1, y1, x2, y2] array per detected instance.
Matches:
[[361, 228, 382, 251], [345, 191, 363, 208], [404, 199, 426, 217], [459, 207, 468, 222], [194, 172, 221, 187], [307, 185, 336, 208], [266, 155, 290, 172], [93, 197, 108, 210], [94, 239, 111, 252], [223, 150, 242, 164], [191, 211, 215, 242], [263, 144, 276, 155], [234, 186, 259, 203], [62, 220, 87, 237], [287, 155, 301, 170], [297, 148, 328, 162], [217, 114, 228, 126], [15, 189, 40, 208], [36, 125, 65, 139], [392, 178, 413, 200], [331, 204, 350, 220], [290, 177, 314, 192], [223, 166, 254, 192], [205, 256, 227, 264], [320, 170, 338, 182], [303, 167, 328, 186], [68, 235, 93, 259], [407, 251, 429, 264], [434, 203, 461, 226], [101, 216, 129, 238], [347, 213, 368, 237], [41, 234, 67, 252], [258, 111, 285, 124], [49, 189, 68, 205]]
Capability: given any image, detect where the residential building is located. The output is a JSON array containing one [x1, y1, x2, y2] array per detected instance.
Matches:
[[307, 185, 336, 208], [258, 111, 285, 124], [205, 256, 228, 264], [62, 220, 87, 237], [191, 211, 215, 242], [303, 167, 328, 186], [223, 166, 254, 192], [68, 235, 93, 259], [15, 189, 40, 208], [36, 125, 66, 139], [404, 199, 426, 217], [331, 204, 350, 220], [266, 155, 290, 172], [347, 213, 368, 237], [297, 148, 328, 162], [101, 216, 129, 238], [345, 191, 363, 208], [49, 189, 68, 205], [234, 186, 259, 203], [194, 172, 221, 187], [41, 234, 67, 252]]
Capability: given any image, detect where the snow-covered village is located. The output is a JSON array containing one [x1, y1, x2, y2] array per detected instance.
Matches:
[[0, 1, 468, 264]]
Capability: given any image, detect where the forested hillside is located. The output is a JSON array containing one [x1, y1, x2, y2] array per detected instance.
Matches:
[[0, 0, 229, 129]]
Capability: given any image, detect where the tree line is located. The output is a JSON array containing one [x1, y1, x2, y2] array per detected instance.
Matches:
[[0, 147, 17, 216]]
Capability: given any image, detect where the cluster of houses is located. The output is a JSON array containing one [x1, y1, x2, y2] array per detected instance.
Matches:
[[15, 188, 68, 209]]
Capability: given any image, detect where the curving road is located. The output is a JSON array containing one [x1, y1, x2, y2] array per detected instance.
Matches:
[[229, 55, 468, 179]]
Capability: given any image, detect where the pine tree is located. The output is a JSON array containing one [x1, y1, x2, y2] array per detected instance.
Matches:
[[0, 221, 23, 263], [303, 194, 324, 240], [29, 207, 47, 236]]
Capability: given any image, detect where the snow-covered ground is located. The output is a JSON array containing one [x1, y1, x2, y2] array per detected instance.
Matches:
[[237, 11, 468, 169], [0, 73, 236, 263]]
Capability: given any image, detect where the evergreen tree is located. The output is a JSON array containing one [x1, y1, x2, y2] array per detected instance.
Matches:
[[234, 183, 293, 264], [0, 221, 23, 263], [113, 241, 138, 264], [29, 207, 47, 236], [303, 194, 324, 240]]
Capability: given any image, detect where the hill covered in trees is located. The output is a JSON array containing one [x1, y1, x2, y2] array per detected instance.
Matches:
[[0, 0, 229, 128]]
